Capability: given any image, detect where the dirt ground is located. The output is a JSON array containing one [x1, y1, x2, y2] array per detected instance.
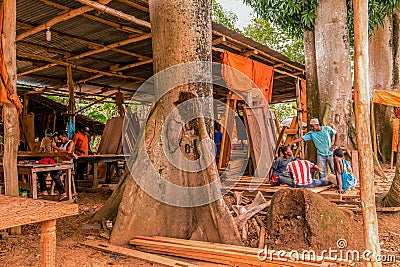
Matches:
[[1, 167, 400, 266]]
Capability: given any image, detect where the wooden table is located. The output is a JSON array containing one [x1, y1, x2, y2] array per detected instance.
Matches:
[[0, 195, 78, 267], [0, 152, 74, 161], [0, 163, 74, 200], [76, 154, 127, 188]]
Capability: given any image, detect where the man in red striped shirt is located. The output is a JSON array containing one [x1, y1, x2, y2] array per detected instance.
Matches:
[[285, 159, 330, 188]]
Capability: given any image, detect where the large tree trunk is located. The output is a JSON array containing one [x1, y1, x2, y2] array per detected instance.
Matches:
[[314, 0, 353, 148], [109, 0, 241, 246], [369, 17, 394, 162], [303, 29, 319, 162], [383, 9, 400, 206]]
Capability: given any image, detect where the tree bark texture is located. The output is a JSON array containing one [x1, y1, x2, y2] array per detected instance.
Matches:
[[303, 29, 319, 162], [314, 0, 353, 148], [353, 0, 382, 264], [369, 17, 394, 162], [110, 0, 241, 246]]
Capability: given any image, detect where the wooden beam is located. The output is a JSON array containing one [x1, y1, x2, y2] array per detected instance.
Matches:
[[353, 0, 382, 265], [76, 0, 151, 29], [243, 49, 258, 57], [67, 66, 75, 125], [17, 51, 140, 80], [212, 30, 305, 74], [75, 59, 152, 84], [273, 63, 285, 68], [212, 36, 226, 46], [274, 69, 302, 79], [36, 0, 145, 34], [16, 0, 112, 41], [17, 33, 151, 77], [67, 33, 152, 61], [76, 92, 117, 113], [118, 0, 149, 12], [17, 21, 150, 62]]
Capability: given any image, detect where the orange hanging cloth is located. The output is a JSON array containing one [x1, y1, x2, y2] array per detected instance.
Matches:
[[0, 6, 23, 112], [222, 51, 274, 103]]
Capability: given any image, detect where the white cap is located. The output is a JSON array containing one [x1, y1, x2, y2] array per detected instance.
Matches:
[[310, 118, 320, 125]]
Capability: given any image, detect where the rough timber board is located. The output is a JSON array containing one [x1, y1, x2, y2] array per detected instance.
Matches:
[[83, 240, 200, 267], [244, 106, 275, 178], [132, 236, 351, 265], [130, 237, 334, 267], [0, 195, 78, 229]]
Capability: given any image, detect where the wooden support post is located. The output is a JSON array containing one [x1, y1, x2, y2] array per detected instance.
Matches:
[[2, 0, 20, 235], [40, 219, 56, 267], [92, 163, 99, 189], [67, 66, 75, 126], [353, 0, 382, 265], [295, 78, 304, 158], [371, 103, 377, 156], [65, 169, 72, 201]]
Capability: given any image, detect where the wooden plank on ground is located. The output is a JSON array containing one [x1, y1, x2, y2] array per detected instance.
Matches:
[[83, 240, 199, 267], [131, 236, 347, 266]]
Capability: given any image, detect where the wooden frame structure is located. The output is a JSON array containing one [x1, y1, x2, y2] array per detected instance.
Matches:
[[10, 0, 304, 102], [0, 0, 306, 196]]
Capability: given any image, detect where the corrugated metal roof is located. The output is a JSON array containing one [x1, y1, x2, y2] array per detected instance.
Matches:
[[10, 0, 304, 103]]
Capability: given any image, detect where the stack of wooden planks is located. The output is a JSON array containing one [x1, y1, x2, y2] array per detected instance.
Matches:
[[130, 236, 353, 266], [222, 177, 336, 201]]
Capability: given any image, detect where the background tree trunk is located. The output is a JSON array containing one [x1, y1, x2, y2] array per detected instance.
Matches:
[[303, 29, 319, 162], [383, 9, 400, 207], [369, 17, 394, 162], [314, 0, 353, 148], [109, 0, 241, 246]]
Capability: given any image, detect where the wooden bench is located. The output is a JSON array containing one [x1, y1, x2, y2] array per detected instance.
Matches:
[[0, 195, 78, 267]]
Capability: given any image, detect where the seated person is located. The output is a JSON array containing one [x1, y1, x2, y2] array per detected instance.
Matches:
[[284, 159, 330, 188], [37, 158, 67, 201], [331, 148, 357, 194], [269, 146, 294, 185], [39, 128, 54, 152]]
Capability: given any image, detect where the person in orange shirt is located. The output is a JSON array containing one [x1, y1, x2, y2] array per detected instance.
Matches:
[[73, 127, 89, 180]]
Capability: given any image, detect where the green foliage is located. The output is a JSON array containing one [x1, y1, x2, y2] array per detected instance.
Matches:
[[243, 18, 305, 63], [243, 0, 318, 39], [270, 101, 296, 123], [80, 101, 118, 124], [44, 95, 117, 124], [212, 0, 242, 32], [245, 0, 400, 40]]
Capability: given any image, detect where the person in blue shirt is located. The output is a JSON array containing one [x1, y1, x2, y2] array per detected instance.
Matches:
[[269, 145, 294, 185], [289, 118, 338, 180], [214, 123, 223, 163]]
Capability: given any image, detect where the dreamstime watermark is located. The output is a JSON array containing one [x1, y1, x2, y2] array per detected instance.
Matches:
[[257, 239, 397, 264], [122, 61, 273, 207]]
